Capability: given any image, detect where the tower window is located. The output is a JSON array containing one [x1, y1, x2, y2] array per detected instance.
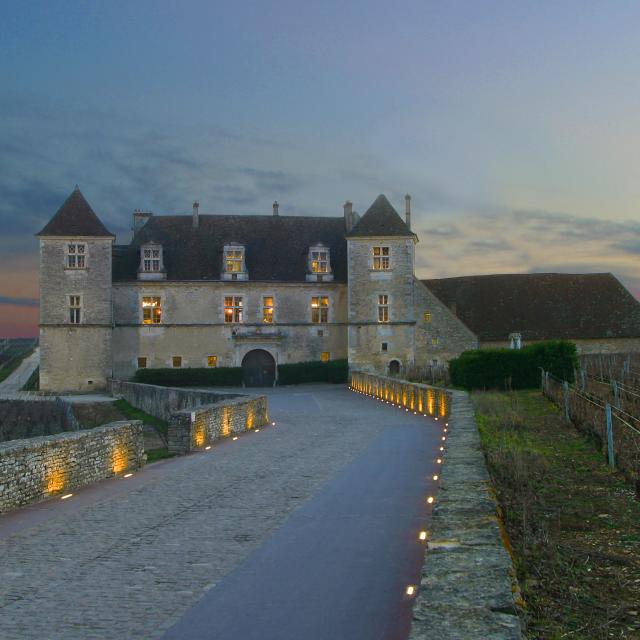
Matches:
[[311, 296, 329, 323], [377, 294, 389, 323], [207, 355, 218, 367], [310, 247, 330, 273], [381, 342, 388, 352], [424, 311, 432, 323], [172, 356, 182, 368], [224, 296, 243, 323], [321, 351, 330, 362], [142, 246, 162, 272], [431, 337, 439, 346], [142, 296, 162, 324], [372, 246, 390, 270], [68, 295, 82, 324], [66, 243, 86, 269], [137, 357, 147, 369]]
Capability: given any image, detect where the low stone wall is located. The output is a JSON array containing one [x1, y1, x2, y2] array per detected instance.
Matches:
[[409, 391, 521, 639], [110, 380, 241, 422], [0, 420, 144, 514], [169, 395, 269, 454], [350, 371, 450, 417]]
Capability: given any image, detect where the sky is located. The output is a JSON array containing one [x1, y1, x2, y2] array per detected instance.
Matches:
[[1, 0, 639, 337]]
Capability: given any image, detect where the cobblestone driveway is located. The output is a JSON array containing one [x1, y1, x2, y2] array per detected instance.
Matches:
[[0, 385, 439, 639]]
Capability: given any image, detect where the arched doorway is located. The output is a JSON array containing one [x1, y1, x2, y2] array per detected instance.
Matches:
[[389, 359, 401, 375], [242, 349, 276, 387]]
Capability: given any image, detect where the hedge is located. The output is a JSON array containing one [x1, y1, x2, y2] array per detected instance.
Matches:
[[277, 359, 349, 385], [133, 367, 243, 387], [449, 340, 578, 391]]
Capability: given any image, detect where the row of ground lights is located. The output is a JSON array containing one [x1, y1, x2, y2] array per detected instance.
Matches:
[[348, 383, 449, 599]]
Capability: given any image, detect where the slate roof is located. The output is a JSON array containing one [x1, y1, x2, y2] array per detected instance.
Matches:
[[346, 194, 414, 238], [422, 273, 640, 341], [37, 187, 114, 237], [113, 214, 348, 282]]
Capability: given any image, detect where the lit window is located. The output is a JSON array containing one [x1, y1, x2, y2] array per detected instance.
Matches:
[[263, 296, 274, 323], [311, 296, 329, 323], [377, 294, 389, 323], [224, 247, 244, 273], [321, 351, 330, 362], [137, 357, 147, 369], [310, 249, 329, 273], [66, 243, 86, 269], [69, 295, 81, 324], [172, 356, 182, 368], [224, 296, 243, 323], [431, 337, 439, 345], [142, 296, 162, 324], [142, 247, 161, 272], [372, 246, 390, 270], [424, 311, 431, 322], [207, 355, 218, 368]]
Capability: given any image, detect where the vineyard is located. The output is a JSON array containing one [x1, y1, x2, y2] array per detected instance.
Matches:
[[543, 352, 640, 495]]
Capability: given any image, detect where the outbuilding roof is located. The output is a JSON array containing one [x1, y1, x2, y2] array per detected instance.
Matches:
[[37, 186, 114, 237], [422, 272, 640, 341], [113, 213, 348, 282]]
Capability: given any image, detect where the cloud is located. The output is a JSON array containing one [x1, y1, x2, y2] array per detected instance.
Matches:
[[0, 296, 39, 307]]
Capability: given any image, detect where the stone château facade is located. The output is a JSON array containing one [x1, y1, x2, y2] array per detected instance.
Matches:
[[37, 187, 640, 392]]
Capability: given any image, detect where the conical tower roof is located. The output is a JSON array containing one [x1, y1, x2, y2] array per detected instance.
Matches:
[[345, 194, 414, 238], [37, 186, 114, 237]]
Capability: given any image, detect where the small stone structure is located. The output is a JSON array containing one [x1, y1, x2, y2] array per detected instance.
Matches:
[[349, 371, 521, 639], [110, 380, 269, 454], [0, 420, 144, 514], [169, 395, 269, 454]]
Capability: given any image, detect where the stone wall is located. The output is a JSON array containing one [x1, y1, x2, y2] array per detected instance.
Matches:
[[481, 337, 640, 354], [350, 370, 450, 418], [0, 398, 80, 443], [110, 379, 242, 421], [0, 420, 144, 514], [409, 390, 521, 639], [169, 395, 269, 454]]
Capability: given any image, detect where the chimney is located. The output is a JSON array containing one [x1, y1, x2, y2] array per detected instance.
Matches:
[[132, 209, 153, 234], [344, 200, 360, 232], [404, 194, 411, 230], [192, 200, 199, 230], [273, 200, 279, 216]]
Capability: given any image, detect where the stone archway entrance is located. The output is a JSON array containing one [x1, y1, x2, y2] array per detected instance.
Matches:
[[389, 359, 401, 375], [242, 349, 276, 387]]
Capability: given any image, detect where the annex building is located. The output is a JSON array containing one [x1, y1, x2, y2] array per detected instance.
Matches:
[[37, 187, 640, 392]]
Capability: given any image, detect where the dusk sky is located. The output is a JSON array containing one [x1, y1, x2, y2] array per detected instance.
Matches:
[[1, 1, 639, 337]]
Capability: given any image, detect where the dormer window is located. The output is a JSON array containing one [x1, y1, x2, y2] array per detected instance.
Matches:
[[306, 244, 333, 282], [138, 243, 166, 280], [66, 243, 87, 269], [222, 244, 248, 280]]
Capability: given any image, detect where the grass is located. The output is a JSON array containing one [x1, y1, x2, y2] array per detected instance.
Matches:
[[0, 348, 34, 383], [111, 399, 174, 464], [472, 390, 640, 639]]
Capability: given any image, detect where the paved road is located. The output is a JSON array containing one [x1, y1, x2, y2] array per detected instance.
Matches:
[[0, 348, 39, 394], [0, 385, 445, 639]]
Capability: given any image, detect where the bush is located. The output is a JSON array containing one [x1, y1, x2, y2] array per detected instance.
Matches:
[[450, 340, 577, 391], [277, 359, 348, 385], [133, 367, 243, 387]]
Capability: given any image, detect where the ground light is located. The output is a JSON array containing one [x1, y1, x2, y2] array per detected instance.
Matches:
[[405, 585, 416, 596], [232, 436, 238, 441], [205, 446, 211, 450], [436, 458, 442, 464], [433, 475, 439, 481], [427, 496, 434, 504], [61, 493, 73, 500], [123, 473, 133, 478], [419, 531, 428, 541]]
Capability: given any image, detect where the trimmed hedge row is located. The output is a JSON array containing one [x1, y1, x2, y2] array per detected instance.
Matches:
[[133, 367, 243, 387], [450, 340, 578, 391], [277, 359, 349, 385], [132, 359, 349, 387]]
